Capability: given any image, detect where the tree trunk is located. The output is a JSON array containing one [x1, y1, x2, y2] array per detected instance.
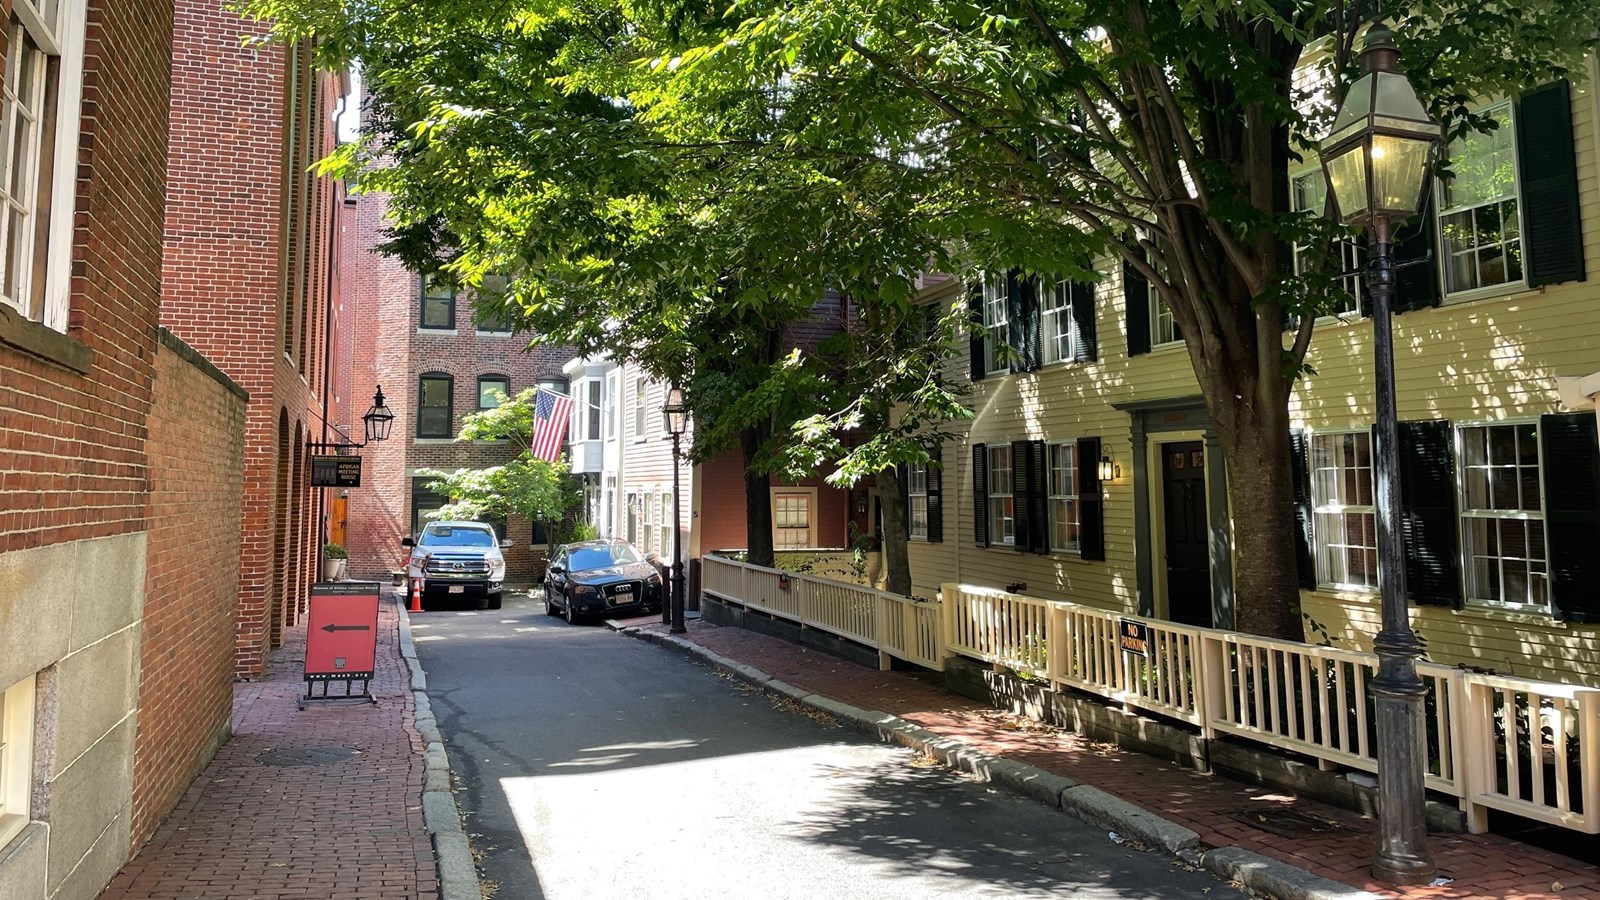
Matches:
[[741, 424, 775, 568], [875, 466, 912, 596], [1205, 384, 1304, 641]]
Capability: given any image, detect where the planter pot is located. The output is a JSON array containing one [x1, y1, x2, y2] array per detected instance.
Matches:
[[322, 558, 348, 582]]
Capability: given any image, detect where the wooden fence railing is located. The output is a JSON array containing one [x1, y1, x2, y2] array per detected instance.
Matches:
[[696, 555, 1600, 836]]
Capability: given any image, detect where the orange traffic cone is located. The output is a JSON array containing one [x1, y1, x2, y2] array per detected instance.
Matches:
[[409, 577, 423, 613]]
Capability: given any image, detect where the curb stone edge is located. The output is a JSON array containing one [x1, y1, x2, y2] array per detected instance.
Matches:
[[606, 620, 1383, 900], [397, 595, 483, 900]]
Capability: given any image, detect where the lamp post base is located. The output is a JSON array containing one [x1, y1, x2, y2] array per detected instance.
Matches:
[[1372, 854, 1438, 887]]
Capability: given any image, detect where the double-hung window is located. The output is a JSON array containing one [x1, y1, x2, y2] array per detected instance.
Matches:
[[1439, 101, 1523, 297], [417, 373, 453, 437], [1048, 443, 1079, 552], [474, 274, 511, 333], [773, 492, 813, 549], [659, 492, 673, 555], [1309, 432, 1378, 590], [906, 463, 929, 540], [632, 376, 647, 440], [0, 674, 35, 849], [987, 444, 1015, 545], [1291, 171, 1364, 318], [981, 275, 1008, 374], [585, 380, 601, 441], [421, 274, 455, 329], [0, 0, 84, 330], [643, 490, 656, 554], [1151, 292, 1179, 346], [1459, 423, 1547, 608], [1041, 277, 1077, 364], [477, 375, 509, 409]]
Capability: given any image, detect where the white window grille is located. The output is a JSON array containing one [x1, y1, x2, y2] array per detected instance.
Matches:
[[1048, 443, 1079, 552], [632, 376, 647, 439], [0, 0, 86, 331], [1310, 431, 1378, 590], [1291, 170, 1364, 318], [0, 674, 36, 850], [1459, 423, 1547, 608], [1041, 277, 1078, 364], [1439, 101, 1523, 297], [906, 463, 929, 540], [981, 274, 1008, 374], [987, 444, 1014, 545]]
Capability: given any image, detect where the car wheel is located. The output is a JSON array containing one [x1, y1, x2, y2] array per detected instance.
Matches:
[[544, 585, 559, 616], [486, 592, 502, 610], [564, 589, 581, 625]]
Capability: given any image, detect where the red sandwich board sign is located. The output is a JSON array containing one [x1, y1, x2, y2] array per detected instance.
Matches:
[[304, 581, 380, 703]]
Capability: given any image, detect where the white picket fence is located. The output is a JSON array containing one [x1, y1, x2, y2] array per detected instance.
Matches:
[[699, 556, 1600, 836], [701, 554, 942, 670]]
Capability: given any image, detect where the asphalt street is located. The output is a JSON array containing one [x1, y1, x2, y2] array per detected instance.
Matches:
[[411, 591, 1244, 900]]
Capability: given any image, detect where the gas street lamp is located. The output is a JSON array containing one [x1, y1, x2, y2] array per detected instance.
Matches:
[[1318, 22, 1441, 885], [362, 386, 395, 445], [661, 386, 689, 634]]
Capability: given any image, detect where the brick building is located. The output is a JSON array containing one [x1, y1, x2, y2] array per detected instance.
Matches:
[[0, 0, 247, 897], [342, 187, 575, 584], [159, 0, 350, 678]]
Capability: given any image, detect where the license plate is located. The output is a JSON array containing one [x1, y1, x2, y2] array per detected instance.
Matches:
[[612, 588, 633, 601], [448, 586, 465, 594]]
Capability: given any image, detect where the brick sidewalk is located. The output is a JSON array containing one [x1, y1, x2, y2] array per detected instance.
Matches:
[[617, 615, 1599, 900], [102, 597, 436, 900]]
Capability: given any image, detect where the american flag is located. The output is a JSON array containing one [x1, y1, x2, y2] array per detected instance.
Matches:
[[530, 387, 574, 463]]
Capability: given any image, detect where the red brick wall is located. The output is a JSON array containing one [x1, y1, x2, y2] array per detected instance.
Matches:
[[342, 187, 576, 583], [161, 0, 345, 676], [0, 0, 172, 550], [132, 329, 247, 850]]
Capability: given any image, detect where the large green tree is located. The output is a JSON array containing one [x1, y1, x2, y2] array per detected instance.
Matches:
[[247, 0, 1599, 633]]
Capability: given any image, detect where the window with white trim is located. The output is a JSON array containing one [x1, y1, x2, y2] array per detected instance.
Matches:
[[1, 0, 84, 330], [1041, 277, 1078, 364], [659, 491, 673, 556], [603, 371, 618, 441], [773, 492, 812, 549], [987, 444, 1015, 545], [640, 486, 652, 550], [981, 274, 1008, 374], [625, 491, 639, 545], [1439, 101, 1523, 297], [1151, 293, 1179, 346], [1459, 423, 1547, 608], [1310, 431, 1378, 590], [906, 463, 929, 540], [1291, 170, 1363, 318], [0, 674, 35, 850], [632, 376, 647, 440], [1048, 442, 1080, 552]]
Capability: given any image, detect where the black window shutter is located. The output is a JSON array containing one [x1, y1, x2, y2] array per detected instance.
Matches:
[[1517, 80, 1586, 287], [1027, 440, 1049, 553], [968, 280, 986, 382], [1024, 277, 1042, 371], [1541, 412, 1600, 622], [1006, 269, 1040, 372], [926, 444, 944, 544], [972, 443, 989, 547], [1071, 280, 1097, 361], [1393, 208, 1441, 313], [1076, 436, 1105, 561], [1011, 439, 1033, 550], [1289, 430, 1316, 589], [1394, 420, 1462, 607], [1124, 257, 1150, 356]]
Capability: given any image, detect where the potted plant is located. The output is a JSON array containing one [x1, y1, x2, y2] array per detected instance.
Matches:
[[323, 543, 349, 582]]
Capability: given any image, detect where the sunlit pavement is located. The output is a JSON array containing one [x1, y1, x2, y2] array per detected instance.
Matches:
[[410, 591, 1241, 900]]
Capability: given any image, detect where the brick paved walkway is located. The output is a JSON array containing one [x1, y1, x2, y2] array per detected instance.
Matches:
[[102, 597, 436, 900], [617, 614, 1600, 900]]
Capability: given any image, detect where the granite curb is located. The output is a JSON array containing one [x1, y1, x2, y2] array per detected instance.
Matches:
[[607, 619, 1382, 900], [397, 595, 482, 900]]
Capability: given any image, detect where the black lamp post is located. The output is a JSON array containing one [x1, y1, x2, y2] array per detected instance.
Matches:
[[1318, 22, 1441, 885], [662, 386, 689, 634]]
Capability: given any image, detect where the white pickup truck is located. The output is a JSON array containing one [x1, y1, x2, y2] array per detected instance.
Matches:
[[402, 521, 509, 610]]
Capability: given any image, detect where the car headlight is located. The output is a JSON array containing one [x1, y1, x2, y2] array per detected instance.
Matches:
[[647, 574, 662, 586], [573, 585, 598, 596]]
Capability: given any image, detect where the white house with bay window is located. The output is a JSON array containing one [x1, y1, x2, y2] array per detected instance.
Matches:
[[902, 57, 1600, 685]]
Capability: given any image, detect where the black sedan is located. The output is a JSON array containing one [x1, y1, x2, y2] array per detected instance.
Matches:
[[544, 539, 665, 624]]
